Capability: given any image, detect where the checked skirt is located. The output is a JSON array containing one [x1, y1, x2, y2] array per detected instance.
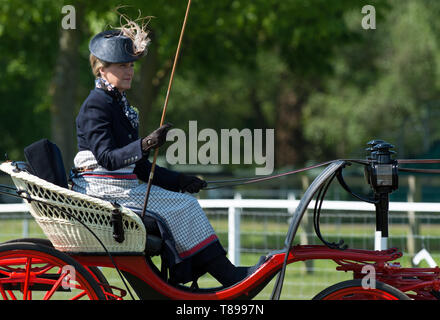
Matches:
[[70, 151, 218, 259]]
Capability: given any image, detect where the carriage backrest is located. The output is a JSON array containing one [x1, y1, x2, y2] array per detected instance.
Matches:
[[24, 139, 68, 189]]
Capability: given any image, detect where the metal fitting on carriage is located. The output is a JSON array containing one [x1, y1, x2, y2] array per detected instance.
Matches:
[[111, 202, 125, 243], [365, 139, 385, 161]]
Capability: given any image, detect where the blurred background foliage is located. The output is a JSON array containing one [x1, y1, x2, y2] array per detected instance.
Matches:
[[1, 0, 439, 174]]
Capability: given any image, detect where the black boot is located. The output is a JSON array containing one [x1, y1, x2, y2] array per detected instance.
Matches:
[[204, 254, 255, 287]]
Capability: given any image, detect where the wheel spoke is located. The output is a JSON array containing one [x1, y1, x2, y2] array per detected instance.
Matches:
[[43, 271, 69, 300], [7, 290, 17, 300], [22, 257, 32, 300], [0, 268, 12, 277], [0, 284, 8, 300], [71, 290, 87, 300]]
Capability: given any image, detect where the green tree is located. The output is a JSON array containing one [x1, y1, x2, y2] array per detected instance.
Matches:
[[0, 0, 393, 172], [167, 0, 387, 166], [0, 0, 59, 160], [303, 0, 440, 160]]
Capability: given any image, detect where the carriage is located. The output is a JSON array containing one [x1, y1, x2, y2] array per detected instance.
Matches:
[[0, 139, 438, 300]]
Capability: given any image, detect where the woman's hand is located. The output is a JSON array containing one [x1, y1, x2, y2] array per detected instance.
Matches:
[[141, 123, 173, 154], [178, 173, 207, 193]]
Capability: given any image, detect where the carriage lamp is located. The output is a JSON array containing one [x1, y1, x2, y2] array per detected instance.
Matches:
[[365, 140, 399, 251], [365, 141, 399, 193]]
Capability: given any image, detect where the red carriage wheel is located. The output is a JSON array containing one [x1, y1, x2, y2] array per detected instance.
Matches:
[[3, 238, 114, 298], [0, 242, 106, 300], [312, 279, 411, 300]]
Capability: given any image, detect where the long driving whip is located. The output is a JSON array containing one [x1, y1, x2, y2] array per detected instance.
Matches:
[[141, 0, 192, 218]]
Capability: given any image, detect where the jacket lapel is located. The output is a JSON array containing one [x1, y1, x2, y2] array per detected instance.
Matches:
[[119, 104, 136, 131], [97, 87, 138, 138]]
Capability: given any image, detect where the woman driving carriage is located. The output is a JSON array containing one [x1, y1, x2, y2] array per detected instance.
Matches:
[[69, 16, 256, 287]]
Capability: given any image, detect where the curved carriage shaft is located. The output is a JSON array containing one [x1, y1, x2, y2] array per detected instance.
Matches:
[[271, 160, 347, 300]]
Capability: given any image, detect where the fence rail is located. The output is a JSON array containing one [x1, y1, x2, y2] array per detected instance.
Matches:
[[1, 199, 439, 265], [3, 199, 440, 212]]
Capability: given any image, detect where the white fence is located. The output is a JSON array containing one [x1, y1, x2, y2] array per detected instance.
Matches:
[[199, 198, 440, 265], [2, 199, 440, 265]]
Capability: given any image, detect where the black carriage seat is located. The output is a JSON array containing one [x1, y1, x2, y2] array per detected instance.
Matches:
[[24, 139, 68, 188], [22, 138, 164, 257]]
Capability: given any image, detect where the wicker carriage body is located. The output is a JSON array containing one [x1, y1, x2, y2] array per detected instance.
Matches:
[[0, 162, 146, 254]]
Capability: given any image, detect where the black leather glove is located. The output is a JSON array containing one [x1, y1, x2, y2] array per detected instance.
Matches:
[[178, 173, 207, 193], [141, 123, 173, 154]]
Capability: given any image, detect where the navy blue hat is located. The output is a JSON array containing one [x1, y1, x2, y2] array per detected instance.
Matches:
[[89, 30, 144, 63]]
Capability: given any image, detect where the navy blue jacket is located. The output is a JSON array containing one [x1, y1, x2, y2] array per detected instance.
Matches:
[[76, 87, 180, 192]]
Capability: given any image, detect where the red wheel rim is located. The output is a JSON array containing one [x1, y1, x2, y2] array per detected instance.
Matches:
[[0, 250, 101, 300], [322, 286, 400, 300]]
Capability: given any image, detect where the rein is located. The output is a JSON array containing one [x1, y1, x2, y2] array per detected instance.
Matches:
[[203, 158, 440, 190]]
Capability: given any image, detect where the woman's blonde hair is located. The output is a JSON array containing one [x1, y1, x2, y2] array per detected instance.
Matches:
[[89, 54, 111, 78]]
